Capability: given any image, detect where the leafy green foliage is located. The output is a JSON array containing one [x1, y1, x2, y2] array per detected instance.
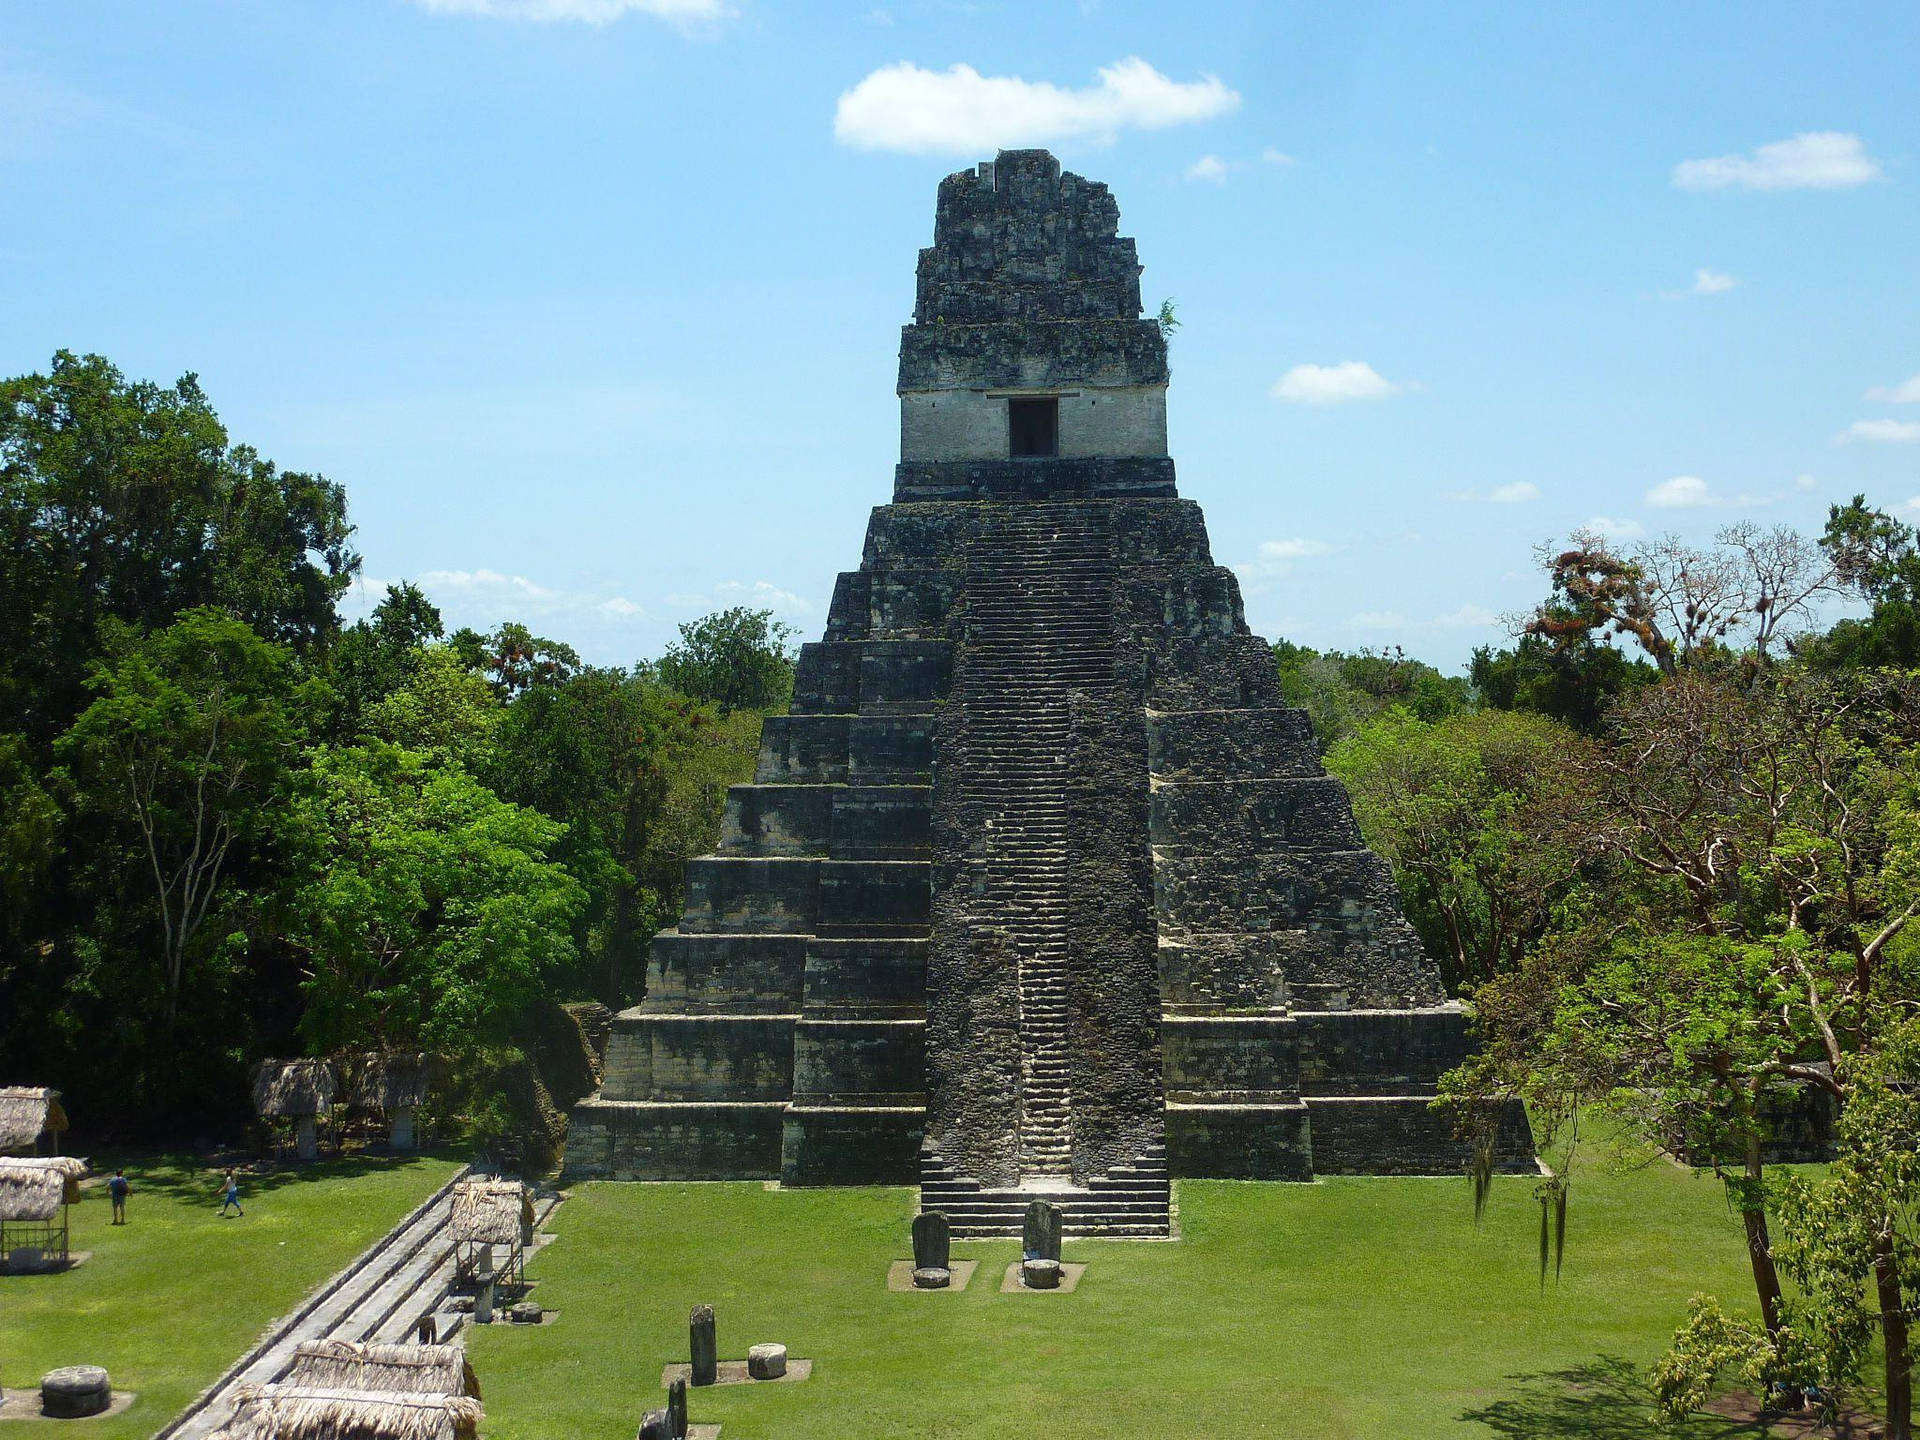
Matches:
[[656, 606, 797, 714], [57, 610, 315, 1004], [1469, 633, 1657, 732], [1271, 639, 1468, 751], [0, 350, 354, 755], [1326, 708, 1586, 991], [289, 742, 583, 1054]]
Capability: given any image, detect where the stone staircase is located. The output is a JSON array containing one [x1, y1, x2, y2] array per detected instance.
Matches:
[[960, 504, 1116, 1179], [919, 1145, 1172, 1238]]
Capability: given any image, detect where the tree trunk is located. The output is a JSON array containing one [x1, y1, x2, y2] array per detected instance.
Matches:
[[1876, 1229, 1912, 1440], [1739, 1137, 1786, 1336]]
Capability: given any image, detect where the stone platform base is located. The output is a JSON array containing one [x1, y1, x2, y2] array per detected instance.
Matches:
[[999, 1261, 1087, 1293], [660, 1360, 813, 1388], [885, 1259, 978, 1292], [0, 1390, 136, 1423]]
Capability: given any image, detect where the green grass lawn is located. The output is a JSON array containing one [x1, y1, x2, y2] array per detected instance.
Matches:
[[472, 1147, 1782, 1440], [0, 1153, 460, 1438]]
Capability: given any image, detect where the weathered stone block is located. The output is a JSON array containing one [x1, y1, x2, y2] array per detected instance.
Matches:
[[601, 1015, 795, 1102], [802, 938, 927, 1016], [830, 787, 931, 860], [721, 784, 834, 856], [642, 934, 805, 1015], [566, 1099, 784, 1181], [1147, 707, 1321, 783], [680, 858, 820, 934], [1150, 778, 1364, 853], [1295, 1009, 1472, 1096], [1162, 1014, 1300, 1100], [780, 1103, 923, 1185], [1165, 1100, 1312, 1180], [816, 860, 930, 933], [792, 1018, 925, 1100]]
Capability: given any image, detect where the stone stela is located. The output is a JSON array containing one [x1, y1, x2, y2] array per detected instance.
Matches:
[[567, 149, 1533, 1235]]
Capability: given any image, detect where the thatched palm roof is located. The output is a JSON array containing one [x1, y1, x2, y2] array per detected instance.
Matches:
[[284, 1342, 478, 1400], [212, 1387, 482, 1440], [253, 1060, 339, 1119], [347, 1055, 439, 1113], [448, 1179, 529, 1247], [0, 1087, 68, 1151], [0, 1156, 87, 1220]]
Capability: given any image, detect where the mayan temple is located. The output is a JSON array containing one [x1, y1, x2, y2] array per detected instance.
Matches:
[[568, 150, 1529, 1234]]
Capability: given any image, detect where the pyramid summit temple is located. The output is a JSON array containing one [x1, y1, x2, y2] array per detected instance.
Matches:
[[567, 150, 1531, 1235]]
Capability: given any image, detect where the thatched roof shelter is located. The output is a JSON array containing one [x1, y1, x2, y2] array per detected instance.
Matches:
[[0, 1156, 87, 1220], [348, 1055, 439, 1113], [253, 1060, 339, 1119], [0, 1087, 68, 1152], [284, 1342, 478, 1400], [212, 1387, 482, 1440], [448, 1179, 529, 1248]]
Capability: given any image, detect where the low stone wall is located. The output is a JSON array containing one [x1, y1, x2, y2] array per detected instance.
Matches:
[[566, 1099, 784, 1181], [1166, 1101, 1311, 1180]]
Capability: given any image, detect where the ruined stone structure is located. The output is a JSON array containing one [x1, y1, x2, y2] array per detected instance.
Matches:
[[567, 151, 1531, 1234]]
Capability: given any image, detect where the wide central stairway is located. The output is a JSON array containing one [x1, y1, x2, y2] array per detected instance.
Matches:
[[923, 502, 1172, 1238]]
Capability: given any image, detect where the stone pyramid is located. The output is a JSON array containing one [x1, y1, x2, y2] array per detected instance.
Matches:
[[568, 151, 1531, 1235]]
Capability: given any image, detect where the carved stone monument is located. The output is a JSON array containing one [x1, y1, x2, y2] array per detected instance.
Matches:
[[567, 149, 1533, 1231], [689, 1305, 716, 1388], [667, 1378, 687, 1440], [1022, 1200, 1062, 1262], [911, 1209, 951, 1288]]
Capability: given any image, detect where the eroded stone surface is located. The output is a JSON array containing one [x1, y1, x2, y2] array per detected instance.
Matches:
[[747, 1343, 788, 1381]]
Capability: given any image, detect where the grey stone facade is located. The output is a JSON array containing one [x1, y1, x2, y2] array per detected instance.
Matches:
[[567, 150, 1532, 1224]]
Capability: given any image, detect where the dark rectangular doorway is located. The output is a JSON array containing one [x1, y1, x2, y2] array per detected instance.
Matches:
[[1008, 397, 1059, 458]]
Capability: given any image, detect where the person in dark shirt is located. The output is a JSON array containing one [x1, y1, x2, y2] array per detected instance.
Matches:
[[108, 1170, 130, 1225]]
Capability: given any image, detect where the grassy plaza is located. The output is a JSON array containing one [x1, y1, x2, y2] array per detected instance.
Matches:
[[470, 1142, 1781, 1440], [0, 1156, 458, 1439]]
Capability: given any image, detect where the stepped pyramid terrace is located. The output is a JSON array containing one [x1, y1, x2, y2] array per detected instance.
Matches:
[[567, 149, 1532, 1234]]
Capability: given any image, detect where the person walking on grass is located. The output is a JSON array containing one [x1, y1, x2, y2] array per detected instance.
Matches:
[[218, 1167, 244, 1217], [108, 1169, 129, 1225]]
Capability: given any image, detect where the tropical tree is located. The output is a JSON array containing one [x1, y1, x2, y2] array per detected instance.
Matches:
[[290, 741, 583, 1055], [56, 609, 313, 1010], [1326, 708, 1587, 991], [655, 607, 796, 714]]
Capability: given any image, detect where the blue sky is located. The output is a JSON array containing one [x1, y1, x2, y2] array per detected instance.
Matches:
[[4, 1, 1916, 672]]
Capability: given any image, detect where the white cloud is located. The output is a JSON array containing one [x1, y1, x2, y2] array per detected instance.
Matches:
[[1347, 604, 1496, 634], [1866, 374, 1920, 404], [1673, 131, 1882, 192], [1588, 516, 1646, 539], [1271, 361, 1402, 406], [421, 567, 558, 600], [1795, 473, 1818, 490], [672, 580, 817, 615], [1647, 475, 1713, 508], [1645, 475, 1775, 508], [1261, 147, 1296, 167], [1896, 496, 1920, 519], [1657, 268, 1739, 301], [1232, 537, 1334, 586], [1186, 154, 1230, 184], [833, 58, 1238, 155], [407, 0, 726, 22], [1444, 482, 1540, 503], [1840, 419, 1920, 444]]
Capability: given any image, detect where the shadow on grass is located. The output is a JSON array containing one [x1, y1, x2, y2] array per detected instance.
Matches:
[[80, 1150, 457, 1204], [1461, 1356, 1770, 1440]]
